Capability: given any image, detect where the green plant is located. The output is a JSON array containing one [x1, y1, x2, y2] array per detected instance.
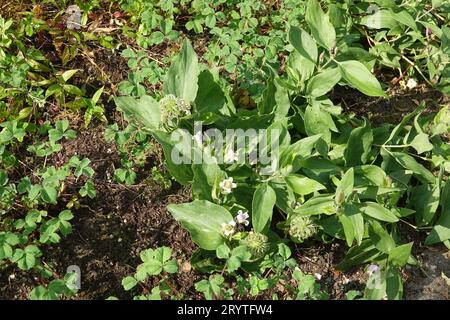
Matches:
[[29, 272, 79, 300], [0, 115, 95, 299], [117, 21, 449, 299], [120, 246, 180, 300], [104, 122, 158, 185]]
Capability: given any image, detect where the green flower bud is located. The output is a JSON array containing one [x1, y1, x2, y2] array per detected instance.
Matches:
[[335, 190, 345, 206], [241, 232, 270, 259], [383, 176, 392, 187], [288, 215, 317, 244], [159, 94, 191, 130]]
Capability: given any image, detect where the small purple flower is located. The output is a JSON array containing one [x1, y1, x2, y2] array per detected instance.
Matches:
[[367, 264, 380, 275], [235, 210, 250, 226], [426, 27, 432, 37]]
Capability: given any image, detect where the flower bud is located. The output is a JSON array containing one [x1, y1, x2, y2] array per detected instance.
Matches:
[[288, 215, 317, 244], [241, 232, 270, 259]]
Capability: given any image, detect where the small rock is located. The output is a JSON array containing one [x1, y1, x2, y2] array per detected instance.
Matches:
[[181, 261, 192, 273], [406, 78, 418, 90], [66, 5, 82, 30]]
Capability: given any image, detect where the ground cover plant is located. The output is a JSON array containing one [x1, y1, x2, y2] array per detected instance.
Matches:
[[0, 0, 449, 301]]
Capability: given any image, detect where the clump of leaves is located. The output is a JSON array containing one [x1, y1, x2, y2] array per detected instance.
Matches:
[[117, 23, 449, 300]]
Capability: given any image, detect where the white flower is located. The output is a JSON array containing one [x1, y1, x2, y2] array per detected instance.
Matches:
[[235, 210, 249, 226], [193, 131, 203, 145], [224, 147, 239, 164], [314, 273, 322, 280], [406, 78, 417, 90], [221, 220, 236, 236], [219, 177, 237, 195]]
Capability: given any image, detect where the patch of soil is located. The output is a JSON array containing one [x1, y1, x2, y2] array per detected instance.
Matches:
[[0, 121, 199, 300], [331, 85, 449, 125], [294, 241, 367, 299], [404, 245, 450, 300]]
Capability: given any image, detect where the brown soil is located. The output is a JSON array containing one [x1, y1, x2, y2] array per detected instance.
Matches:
[[332, 85, 449, 125]]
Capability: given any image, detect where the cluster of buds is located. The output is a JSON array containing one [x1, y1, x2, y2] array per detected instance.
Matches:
[[288, 215, 318, 244], [241, 231, 270, 259], [159, 94, 191, 130]]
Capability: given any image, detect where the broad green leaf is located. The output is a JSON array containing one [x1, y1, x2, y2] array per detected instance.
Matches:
[[115, 95, 160, 131], [425, 181, 450, 244], [288, 26, 318, 63], [194, 70, 225, 115], [410, 184, 440, 226], [361, 202, 399, 223], [58, 210, 73, 221], [295, 194, 336, 216], [305, 0, 336, 50], [287, 50, 315, 83], [280, 134, 322, 168], [252, 184, 276, 233], [152, 130, 194, 185], [259, 78, 290, 122], [354, 165, 387, 187], [284, 174, 326, 195], [410, 133, 433, 154], [300, 157, 341, 184], [41, 186, 58, 204], [304, 104, 337, 143], [336, 168, 354, 199], [163, 39, 199, 104], [63, 84, 83, 96], [305, 68, 341, 97], [339, 60, 386, 97], [340, 204, 364, 246], [270, 178, 296, 215], [391, 10, 417, 31], [358, 9, 397, 29], [145, 260, 163, 275], [216, 244, 230, 259], [390, 152, 435, 184], [337, 239, 382, 271], [388, 242, 413, 267], [192, 156, 225, 201], [339, 214, 354, 247], [348, 210, 364, 246], [386, 267, 403, 300], [344, 119, 373, 167], [168, 200, 233, 250], [91, 86, 104, 105], [122, 276, 137, 291], [368, 220, 396, 253], [61, 69, 79, 82], [0, 171, 7, 186], [154, 246, 172, 263]]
